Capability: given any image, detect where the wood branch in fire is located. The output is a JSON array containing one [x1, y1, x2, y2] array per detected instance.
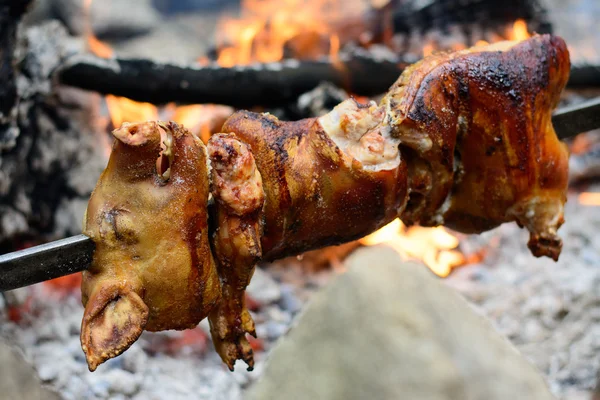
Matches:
[[54, 52, 598, 109], [56, 51, 412, 108]]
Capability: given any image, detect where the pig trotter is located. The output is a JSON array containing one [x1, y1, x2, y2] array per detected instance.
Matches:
[[207, 133, 265, 371]]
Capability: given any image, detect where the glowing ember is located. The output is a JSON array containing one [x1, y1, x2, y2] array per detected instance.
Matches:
[[44, 274, 83, 295], [360, 219, 467, 277], [578, 192, 600, 206]]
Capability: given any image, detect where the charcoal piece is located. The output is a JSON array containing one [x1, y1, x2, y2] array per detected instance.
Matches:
[[296, 82, 349, 118], [393, 0, 552, 37]]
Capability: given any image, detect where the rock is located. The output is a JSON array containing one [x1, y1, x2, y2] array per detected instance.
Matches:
[[109, 17, 212, 64], [0, 339, 61, 400], [90, 0, 160, 40], [50, 0, 160, 39], [249, 246, 556, 400], [246, 268, 281, 306]]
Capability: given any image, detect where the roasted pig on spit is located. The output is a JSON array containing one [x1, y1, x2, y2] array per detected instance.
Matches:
[[81, 35, 570, 371]]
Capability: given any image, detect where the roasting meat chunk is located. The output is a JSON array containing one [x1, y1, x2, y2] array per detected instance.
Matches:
[[82, 34, 570, 371], [222, 35, 570, 261], [381, 35, 570, 260]]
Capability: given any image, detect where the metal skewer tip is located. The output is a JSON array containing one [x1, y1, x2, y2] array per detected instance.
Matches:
[[0, 234, 94, 292]]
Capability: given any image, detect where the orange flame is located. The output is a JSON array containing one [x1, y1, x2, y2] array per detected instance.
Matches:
[[105, 95, 159, 127], [84, 0, 114, 58], [508, 19, 531, 42], [579, 192, 600, 206], [216, 0, 366, 66], [360, 219, 466, 277], [422, 42, 435, 57], [87, 35, 114, 59]]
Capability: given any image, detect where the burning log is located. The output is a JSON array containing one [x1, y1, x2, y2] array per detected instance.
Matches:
[[56, 50, 411, 108], [80, 35, 570, 372]]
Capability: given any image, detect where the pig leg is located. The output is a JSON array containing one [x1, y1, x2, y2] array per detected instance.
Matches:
[[207, 134, 265, 371]]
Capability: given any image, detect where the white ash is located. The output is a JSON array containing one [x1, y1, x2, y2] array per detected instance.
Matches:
[[2, 191, 600, 399], [0, 263, 304, 400], [445, 189, 600, 400]]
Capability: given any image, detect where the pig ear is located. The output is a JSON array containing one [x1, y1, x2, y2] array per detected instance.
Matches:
[[81, 286, 148, 371]]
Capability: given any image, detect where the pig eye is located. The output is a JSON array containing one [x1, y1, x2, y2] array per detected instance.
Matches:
[[99, 209, 138, 245], [156, 125, 174, 182]]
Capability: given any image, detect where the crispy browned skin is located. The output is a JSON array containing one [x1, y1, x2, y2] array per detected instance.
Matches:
[[82, 121, 220, 371], [213, 34, 569, 368], [82, 35, 570, 372], [207, 134, 265, 371], [383, 35, 570, 260], [210, 105, 407, 368], [220, 111, 408, 261]]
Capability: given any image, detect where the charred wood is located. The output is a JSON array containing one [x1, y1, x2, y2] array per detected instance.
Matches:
[[56, 50, 412, 108], [55, 51, 600, 110], [393, 0, 552, 36], [568, 64, 600, 88]]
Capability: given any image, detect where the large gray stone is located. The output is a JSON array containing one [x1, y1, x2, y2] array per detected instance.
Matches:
[[249, 246, 555, 400], [0, 339, 61, 400]]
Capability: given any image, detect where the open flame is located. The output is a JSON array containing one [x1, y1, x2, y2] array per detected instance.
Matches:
[[360, 219, 466, 277], [508, 19, 531, 42], [84, 1, 160, 128], [216, 0, 367, 66], [105, 95, 158, 127]]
